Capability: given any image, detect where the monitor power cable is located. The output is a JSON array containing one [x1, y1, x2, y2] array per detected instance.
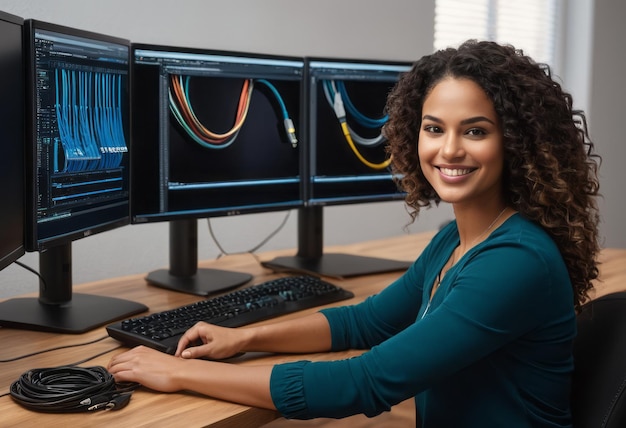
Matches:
[[207, 209, 291, 260], [0, 331, 110, 363]]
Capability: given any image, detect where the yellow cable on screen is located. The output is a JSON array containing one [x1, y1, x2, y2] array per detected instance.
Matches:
[[340, 122, 392, 170]]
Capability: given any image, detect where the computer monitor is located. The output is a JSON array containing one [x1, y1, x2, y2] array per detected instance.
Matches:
[[263, 57, 414, 278], [0, 11, 25, 273], [131, 44, 304, 295], [0, 20, 147, 334]]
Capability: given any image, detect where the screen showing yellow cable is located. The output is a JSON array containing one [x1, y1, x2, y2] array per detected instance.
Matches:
[[306, 58, 412, 206]]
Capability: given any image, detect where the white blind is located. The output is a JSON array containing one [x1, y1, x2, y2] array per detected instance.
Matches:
[[434, 0, 559, 67]]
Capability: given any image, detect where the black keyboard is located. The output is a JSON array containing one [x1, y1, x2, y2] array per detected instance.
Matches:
[[106, 275, 354, 354]]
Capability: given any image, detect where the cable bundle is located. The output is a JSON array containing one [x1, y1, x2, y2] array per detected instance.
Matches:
[[169, 74, 298, 149], [55, 69, 128, 173], [10, 366, 137, 413], [322, 79, 391, 170], [169, 75, 252, 149]]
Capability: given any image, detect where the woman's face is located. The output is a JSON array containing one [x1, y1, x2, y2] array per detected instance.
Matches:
[[418, 77, 504, 208]]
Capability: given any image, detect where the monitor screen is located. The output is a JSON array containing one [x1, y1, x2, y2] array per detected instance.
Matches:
[[0, 20, 146, 333], [130, 44, 304, 295], [25, 22, 131, 251], [131, 44, 303, 222], [306, 58, 411, 205], [0, 11, 25, 272], [262, 57, 413, 278]]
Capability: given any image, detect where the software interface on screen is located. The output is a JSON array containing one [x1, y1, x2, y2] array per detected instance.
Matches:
[[0, 11, 25, 271], [131, 46, 303, 222], [0, 21, 147, 334], [306, 59, 411, 205], [28, 26, 131, 250]]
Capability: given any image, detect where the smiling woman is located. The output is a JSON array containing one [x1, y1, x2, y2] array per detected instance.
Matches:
[[385, 39, 601, 313]]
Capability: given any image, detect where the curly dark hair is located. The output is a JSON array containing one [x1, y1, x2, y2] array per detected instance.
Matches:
[[384, 40, 601, 311]]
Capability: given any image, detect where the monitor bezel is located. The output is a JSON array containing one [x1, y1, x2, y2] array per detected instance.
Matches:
[[0, 9, 23, 27], [0, 10, 25, 271]]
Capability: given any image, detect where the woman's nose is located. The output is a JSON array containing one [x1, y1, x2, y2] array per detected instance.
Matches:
[[441, 133, 465, 159]]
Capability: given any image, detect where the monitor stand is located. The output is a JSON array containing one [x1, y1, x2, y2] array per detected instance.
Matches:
[[262, 206, 412, 278], [0, 243, 148, 334], [145, 219, 252, 296]]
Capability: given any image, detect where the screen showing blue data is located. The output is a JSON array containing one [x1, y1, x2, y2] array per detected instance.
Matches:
[[28, 26, 130, 249]]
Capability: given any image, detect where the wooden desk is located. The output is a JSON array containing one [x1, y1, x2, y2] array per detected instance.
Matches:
[[0, 232, 624, 427]]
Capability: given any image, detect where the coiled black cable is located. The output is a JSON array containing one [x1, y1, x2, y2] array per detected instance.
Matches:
[[10, 366, 139, 413]]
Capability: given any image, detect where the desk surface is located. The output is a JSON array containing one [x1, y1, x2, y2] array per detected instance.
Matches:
[[1, 231, 625, 427]]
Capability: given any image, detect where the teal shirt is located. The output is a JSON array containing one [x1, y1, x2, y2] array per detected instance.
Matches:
[[270, 214, 576, 427]]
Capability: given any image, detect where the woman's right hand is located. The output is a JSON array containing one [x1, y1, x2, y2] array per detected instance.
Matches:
[[175, 322, 252, 360]]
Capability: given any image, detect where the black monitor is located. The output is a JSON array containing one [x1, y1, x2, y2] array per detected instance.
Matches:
[[131, 44, 304, 295], [0, 20, 147, 334], [0, 11, 25, 273], [263, 57, 414, 278]]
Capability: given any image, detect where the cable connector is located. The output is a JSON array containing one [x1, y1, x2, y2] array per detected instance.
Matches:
[[83, 393, 132, 411], [332, 92, 346, 120], [105, 393, 132, 411], [283, 118, 298, 148]]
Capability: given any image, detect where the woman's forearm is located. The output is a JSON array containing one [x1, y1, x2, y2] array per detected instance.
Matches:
[[178, 358, 276, 409], [243, 311, 332, 354]]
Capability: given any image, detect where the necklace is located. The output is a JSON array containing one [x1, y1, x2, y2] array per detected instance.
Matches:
[[436, 206, 508, 286], [464, 206, 508, 249]]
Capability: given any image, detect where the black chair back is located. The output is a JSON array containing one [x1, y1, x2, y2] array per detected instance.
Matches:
[[572, 291, 626, 427]]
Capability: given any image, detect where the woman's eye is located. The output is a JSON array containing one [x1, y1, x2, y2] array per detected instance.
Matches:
[[423, 125, 442, 134], [466, 128, 486, 137]]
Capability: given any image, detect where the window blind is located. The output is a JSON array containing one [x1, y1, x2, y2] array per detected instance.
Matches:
[[434, 0, 559, 67]]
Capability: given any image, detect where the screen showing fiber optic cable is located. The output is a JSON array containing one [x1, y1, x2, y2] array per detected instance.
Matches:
[[306, 59, 411, 206], [29, 25, 130, 248], [131, 46, 303, 222]]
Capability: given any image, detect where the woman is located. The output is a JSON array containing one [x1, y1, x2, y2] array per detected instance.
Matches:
[[108, 40, 601, 427]]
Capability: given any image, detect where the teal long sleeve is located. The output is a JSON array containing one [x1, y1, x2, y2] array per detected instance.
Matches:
[[270, 214, 575, 427]]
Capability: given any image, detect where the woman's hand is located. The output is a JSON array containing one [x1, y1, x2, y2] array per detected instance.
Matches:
[[108, 346, 187, 392], [108, 345, 276, 409], [175, 322, 252, 360]]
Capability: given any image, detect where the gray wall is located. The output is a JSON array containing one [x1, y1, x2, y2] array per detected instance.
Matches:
[[588, 0, 626, 249], [0, 0, 450, 298]]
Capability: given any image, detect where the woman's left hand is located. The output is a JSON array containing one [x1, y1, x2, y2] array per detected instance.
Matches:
[[108, 345, 188, 392], [108, 345, 276, 409]]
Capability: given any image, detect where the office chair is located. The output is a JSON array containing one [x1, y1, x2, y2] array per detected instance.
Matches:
[[571, 291, 626, 427]]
